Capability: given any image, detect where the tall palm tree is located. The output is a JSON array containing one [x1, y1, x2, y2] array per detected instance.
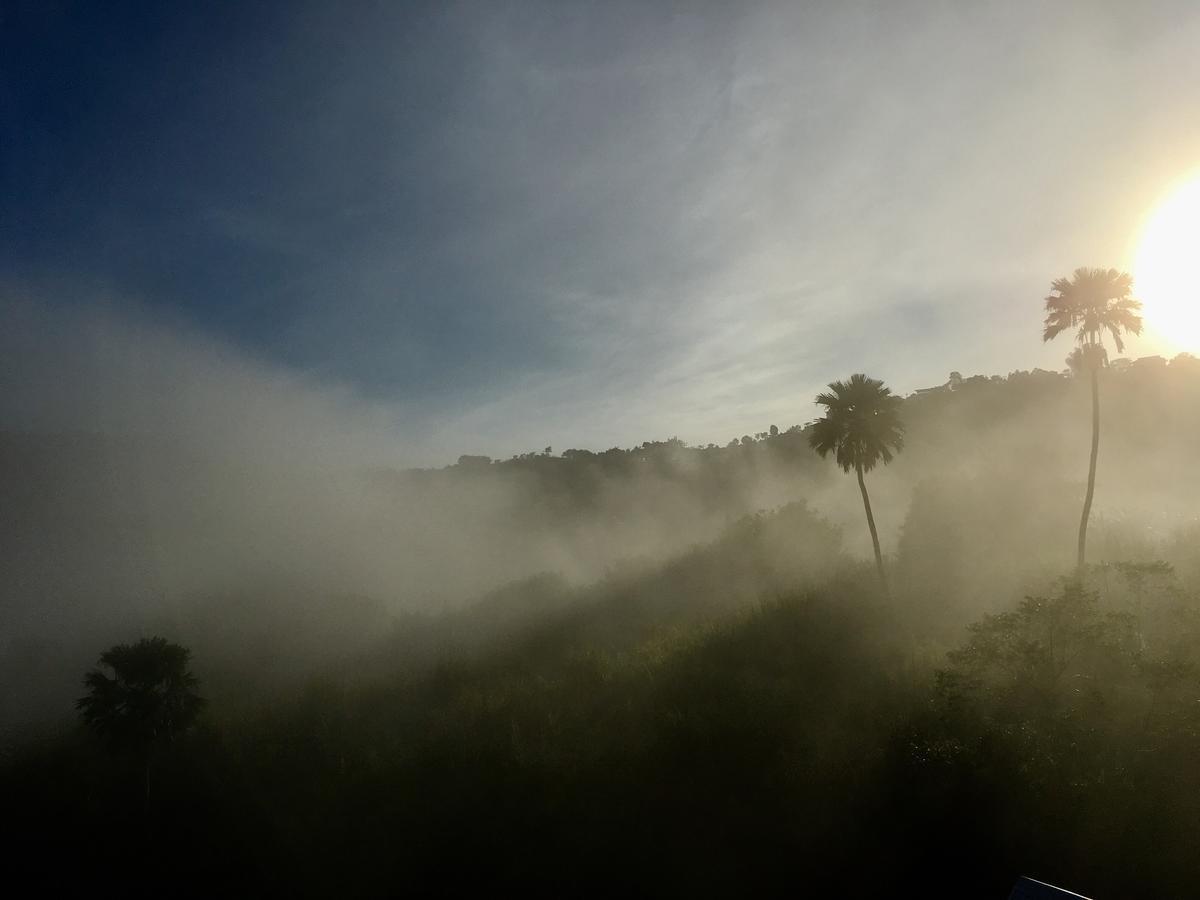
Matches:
[[78, 637, 204, 813], [1042, 267, 1143, 571], [808, 374, 905, 592]]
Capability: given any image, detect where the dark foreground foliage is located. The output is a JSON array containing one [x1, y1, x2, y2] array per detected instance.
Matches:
[[5, 562, 1200, 898]]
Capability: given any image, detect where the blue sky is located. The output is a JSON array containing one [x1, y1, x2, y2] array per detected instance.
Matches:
[[3, 1, 1199, 463]]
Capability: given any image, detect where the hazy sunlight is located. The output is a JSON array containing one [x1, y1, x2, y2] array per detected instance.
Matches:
[[1135, 172, 1200, 352]]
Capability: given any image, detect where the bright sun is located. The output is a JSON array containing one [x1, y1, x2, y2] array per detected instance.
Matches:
[[1134, 173, 1200, 353]]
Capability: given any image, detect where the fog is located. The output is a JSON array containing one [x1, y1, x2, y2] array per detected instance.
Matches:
[[0, 297, 831, 732], [10, 1, 1200, 893], [4, 297, 1199, 745], [7, 299, 1200, 897], [0, 299, 818, 614]]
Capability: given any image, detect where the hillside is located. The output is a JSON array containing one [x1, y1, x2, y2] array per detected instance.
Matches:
[[4, 355, 1200, 737], [4, 357, 1200, 894]]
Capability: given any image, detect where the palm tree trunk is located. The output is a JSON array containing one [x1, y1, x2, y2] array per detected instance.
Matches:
[[856, 462, 888, 594], [1077, 363, 1101, 571]]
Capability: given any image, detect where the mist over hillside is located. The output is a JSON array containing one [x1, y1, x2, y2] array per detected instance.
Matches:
[[10, 2, 1200, 894], [4, 329, 1200, 740]]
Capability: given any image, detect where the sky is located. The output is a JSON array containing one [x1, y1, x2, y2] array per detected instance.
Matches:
[[3, 0, 1200, 465]]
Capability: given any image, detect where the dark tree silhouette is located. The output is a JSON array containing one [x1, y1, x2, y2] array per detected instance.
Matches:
[[1042, 267, 1143, 570], [808, 374, 904, 592], [77, 637, 204, 811]]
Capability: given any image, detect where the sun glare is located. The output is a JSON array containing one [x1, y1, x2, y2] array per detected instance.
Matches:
[[1134, 173, 1200, 353]]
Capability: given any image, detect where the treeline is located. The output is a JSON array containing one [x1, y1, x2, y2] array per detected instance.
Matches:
[[379, 351, 1200, 520], [423, 351, 1197, 463]]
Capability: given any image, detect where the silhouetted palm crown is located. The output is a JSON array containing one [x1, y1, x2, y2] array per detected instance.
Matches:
[[808, 374, 905, 472], [77, 637, 204, 747], [1043, 267, 1142, 353]]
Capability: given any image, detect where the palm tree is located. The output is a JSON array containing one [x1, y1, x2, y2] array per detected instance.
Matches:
[[77, 637, 204, 813], [808, 374, 905, 592], [1042, 267, 1143, 571]]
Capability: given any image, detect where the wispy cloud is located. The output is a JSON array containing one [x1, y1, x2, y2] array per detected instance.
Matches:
[[3, 1, 1198, 458]]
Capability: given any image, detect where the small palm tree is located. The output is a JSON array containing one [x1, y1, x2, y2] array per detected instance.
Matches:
[[808, 374, 905, 592], [78, 637, 204, 811], [1042, 267, 1142, 570]]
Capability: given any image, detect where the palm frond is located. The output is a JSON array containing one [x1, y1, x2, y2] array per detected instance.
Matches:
[[77, 637, 204, 747], [1041, 267, 1143, 356], [808, 373, 905, 473]]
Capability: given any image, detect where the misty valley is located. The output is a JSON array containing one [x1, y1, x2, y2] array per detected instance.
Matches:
[[5, 355, 1200, 896], [7, 3, 1200, 896]]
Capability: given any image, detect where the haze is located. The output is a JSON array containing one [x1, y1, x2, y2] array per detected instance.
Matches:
[[4, 2, 1200, 897]]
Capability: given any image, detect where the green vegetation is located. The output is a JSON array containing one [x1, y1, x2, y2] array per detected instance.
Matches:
[[5, 334, 1200, 896], [7, 554, 1200, 896]]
